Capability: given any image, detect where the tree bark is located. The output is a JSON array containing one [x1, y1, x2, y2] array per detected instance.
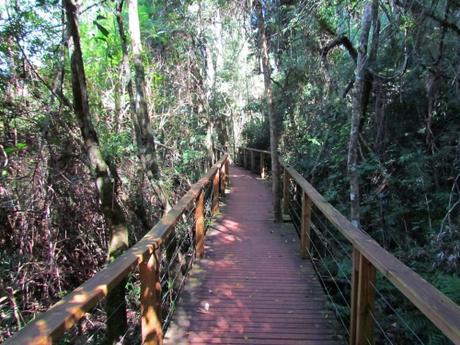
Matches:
[[254, 0, 282, 222], [127, 0, 171, 212], [347, 1, 375, 229], [63, 1, 129, 342]]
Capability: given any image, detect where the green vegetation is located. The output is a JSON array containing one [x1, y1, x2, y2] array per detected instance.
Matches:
[[0, 0, 459, 343]]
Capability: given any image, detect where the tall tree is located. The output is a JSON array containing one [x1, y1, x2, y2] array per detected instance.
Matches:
[[254, 0, 282, 222], [63, 0, 129, 342], [347, 0, 376, 228], [127, 0, 171, 212]]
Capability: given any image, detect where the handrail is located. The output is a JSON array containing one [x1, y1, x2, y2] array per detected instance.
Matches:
[[6, 154, 230, 345], [240, 147, 460, 344]]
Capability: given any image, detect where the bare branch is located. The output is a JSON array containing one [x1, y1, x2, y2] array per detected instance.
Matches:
[[321, 35, 358, 62]]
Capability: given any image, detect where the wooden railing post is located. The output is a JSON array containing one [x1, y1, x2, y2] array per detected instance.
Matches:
[[195, 190, 205, 258], [212, 169, 220, 215], [300, 192, 312, 258], [350, 248, 376, 345], [140, 250, 163, 345], [250, 150, 255, 172], [282, 168, 290, 215], [260, 152, 265, 178], [244, 149, 248, 169], [220, 163, 225, 192], [224, 158, 230, 187]]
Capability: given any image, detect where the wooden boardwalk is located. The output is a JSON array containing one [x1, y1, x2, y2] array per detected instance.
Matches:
[[164, 166, 343, 345]]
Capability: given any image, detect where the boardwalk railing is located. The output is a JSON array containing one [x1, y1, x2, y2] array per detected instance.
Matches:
[[6, 154, 230, 345], [238, 147, 460, 345]]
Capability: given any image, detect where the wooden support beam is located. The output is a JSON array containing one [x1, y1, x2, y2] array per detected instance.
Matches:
[[195, 190, 205, 258], [282, 168, 290, 215], [224, 158, 230, 187], [212, 171, 220, 215], [140, 251, 163, 345], [300, 192, 312, 258], [260, 152, 265, 178], [350, 248, 376, 345], [220, 165, 225, 192], [350, 247, 360, 345]]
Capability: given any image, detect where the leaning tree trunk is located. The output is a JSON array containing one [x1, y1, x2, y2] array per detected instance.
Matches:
[[127, 0, 171, 212], [254, 0, 282, 222], [63, 1, 129, 343], [347, 1, 375, 229]]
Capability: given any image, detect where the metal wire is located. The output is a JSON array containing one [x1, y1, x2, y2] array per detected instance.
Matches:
[[369, 280, 426, 344], [369, 309, 397, 345], [310, 208, 422, 344], [311, 209, 352, 260], [310, 223, 352, 287], [159, 201, 198, 331], [307, 242, 351, 338], [307, 228, 351, 310]]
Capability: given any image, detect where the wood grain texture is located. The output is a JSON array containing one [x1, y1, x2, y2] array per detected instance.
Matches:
[[164, 166, 344, 345], [140, 251, 163, 345], [277, 158, 460, 344], [6, 155, 229, 345], [301, 192, 312, 259], [283, 167, 290, 215], [195, 190, 205, 258]]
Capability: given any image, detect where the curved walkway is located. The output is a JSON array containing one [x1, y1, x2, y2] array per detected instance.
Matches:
[[164, 166, 343, 345]]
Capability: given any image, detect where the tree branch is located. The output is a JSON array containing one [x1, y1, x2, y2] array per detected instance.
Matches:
[[321, 34, 358, 62], [396, 0, 460, 36]]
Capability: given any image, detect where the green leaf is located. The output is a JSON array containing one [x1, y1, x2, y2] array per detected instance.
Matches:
[[16, 142, 27, 150], [94, 21, 109, 37]]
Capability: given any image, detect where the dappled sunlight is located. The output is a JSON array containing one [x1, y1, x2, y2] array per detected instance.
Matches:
[[164, 165, 342, 344]]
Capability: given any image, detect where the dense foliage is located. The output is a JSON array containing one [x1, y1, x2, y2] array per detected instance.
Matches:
[[0, 0, 458, 343], [242, 0, 459, 343]]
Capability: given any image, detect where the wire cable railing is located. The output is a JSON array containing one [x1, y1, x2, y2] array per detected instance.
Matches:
[[6, 155, 230, 345], [239, 147, 460, 345]]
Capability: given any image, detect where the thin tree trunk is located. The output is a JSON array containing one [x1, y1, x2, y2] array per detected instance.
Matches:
[[115, 0, 136, 118], [348, 1, 375, 229], [206, 119, 215, 165], [63, 1, 129, 343], [127, 0, 171, 212], [254, 0, 282, 222]]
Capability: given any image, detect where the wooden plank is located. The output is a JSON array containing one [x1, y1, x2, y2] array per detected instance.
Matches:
[[220, 165, 225, 192], [350, 247, 360, 345], [260, 152, 265, 178], [195, 190, 205, 258], [279, 160, 460, 344], [245, 147, 271, 155], [6, 154, 229, 345], [212, 169, 220, 215], [355, 253, 376, 345], [350, 249, 376, 345], [164, 166, 342, 345], [282, 168, 290, 215], [224, 159, 230, 188], [300, 192, 312, 258], [140, 251, 163, 345]]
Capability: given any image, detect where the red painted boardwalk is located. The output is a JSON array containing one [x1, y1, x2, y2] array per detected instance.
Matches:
[[164, 166, 343, 345]]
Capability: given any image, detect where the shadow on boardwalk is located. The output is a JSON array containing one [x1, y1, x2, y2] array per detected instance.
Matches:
[[164, 166, 344, 345]]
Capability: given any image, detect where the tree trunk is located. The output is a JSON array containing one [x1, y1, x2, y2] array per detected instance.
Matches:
[[127, 0, 171, 212], [63, 1, 129, 343], [347, 1, 375, 229], [254, 0, 282, 222], [206, 119, 215, 165], [115, 0, 136, 119]]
